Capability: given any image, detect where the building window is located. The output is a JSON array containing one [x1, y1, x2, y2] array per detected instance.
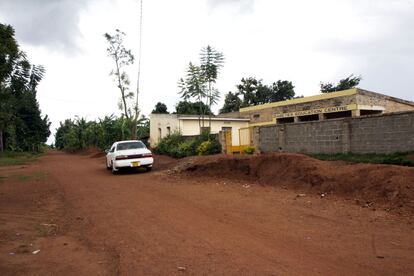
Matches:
[[360, 110, 382, 116], [277, 117, 294, 124], [167, 126, 171, 135], [298, 114, 319, 122], [325, 111, 352, 120], [158, 128, 162, 140], [253, 114, 260, 119]]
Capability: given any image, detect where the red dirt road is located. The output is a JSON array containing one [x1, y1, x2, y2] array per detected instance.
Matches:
[[1, 151, 413, 275]]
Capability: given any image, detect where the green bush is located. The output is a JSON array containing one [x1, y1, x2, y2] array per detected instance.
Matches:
[[176, 139, 198, 158], [196, 139, 222, 156], [243, 146, 255, 155], [153, 132, 184, 155], [155, 133, 221, 158]]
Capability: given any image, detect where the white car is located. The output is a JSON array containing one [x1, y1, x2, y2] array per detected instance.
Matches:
[[105, 140, 154, 174]]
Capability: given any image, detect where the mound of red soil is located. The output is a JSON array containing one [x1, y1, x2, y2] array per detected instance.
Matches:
[[178, 153, 414, 215], [152, 154, 180, 171], [74, 148, 105, 158], [77, 148, 102, 155], [407, 153, 414, 163], [90, 151, 106, 158]]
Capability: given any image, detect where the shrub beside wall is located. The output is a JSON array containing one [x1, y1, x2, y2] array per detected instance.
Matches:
[[154, 132, 221, 158]]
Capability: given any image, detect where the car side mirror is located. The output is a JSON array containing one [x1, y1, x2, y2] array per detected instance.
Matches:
[[105, 149, 109, 153]]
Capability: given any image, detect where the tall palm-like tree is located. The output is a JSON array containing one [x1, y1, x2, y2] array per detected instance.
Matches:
[[200, 46, 224, 129]]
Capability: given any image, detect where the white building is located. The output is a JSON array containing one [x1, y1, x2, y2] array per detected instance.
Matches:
[[149, 114, 250, 147]]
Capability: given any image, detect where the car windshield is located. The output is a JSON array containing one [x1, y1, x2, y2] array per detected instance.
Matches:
[[116, 141, 145, 151]]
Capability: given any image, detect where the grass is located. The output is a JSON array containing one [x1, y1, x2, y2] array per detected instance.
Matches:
[[18, 175, 31, 181], [0, 170, 48, 185], [309, 152, 414, 167], [0, 151, 42, 167]]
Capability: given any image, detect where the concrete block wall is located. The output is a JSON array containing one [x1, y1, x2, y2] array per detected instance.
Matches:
[[257, 126, 280, 152], [350, 112, 414, 153], [284, 120, 345, 153], [255, 111, 414, 154]]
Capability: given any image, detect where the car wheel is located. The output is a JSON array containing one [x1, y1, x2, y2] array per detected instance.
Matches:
[[106, 160, 111, 170], [111, 162, 118, 174], [146, 166, 152, 172]]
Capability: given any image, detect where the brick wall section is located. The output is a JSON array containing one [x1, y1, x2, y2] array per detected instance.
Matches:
[[349, 112, 414, 153], [255, 111, 414, 154], [257, 126, 280, 152]]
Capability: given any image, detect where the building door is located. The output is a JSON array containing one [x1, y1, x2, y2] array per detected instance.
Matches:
[[224, 130, 232, 154]]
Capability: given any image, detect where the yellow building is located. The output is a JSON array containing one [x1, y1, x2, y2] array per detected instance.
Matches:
[[240, 88, 414, 127]]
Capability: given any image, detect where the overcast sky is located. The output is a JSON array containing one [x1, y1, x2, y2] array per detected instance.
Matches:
[[1, 0, 413, 143]]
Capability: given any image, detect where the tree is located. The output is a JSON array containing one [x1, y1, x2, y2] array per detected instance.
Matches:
[[236, 77, 295, 107], [104, 29, 140, 139], [320, 74, 362, 93], [175, 101, 212, 115], [200, 45, 224, 127], [136, 115, 149, 140], [178, 46, 224, 132], [269, 80, 295, 102], [219, 92, 242, 114], [0, 23, 50, 152], [152, 102, 169, 114], [178, 62, 207, 128]]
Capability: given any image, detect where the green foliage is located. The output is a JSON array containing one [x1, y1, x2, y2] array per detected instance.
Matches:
[[243, 146, 255, 155], [55, 115, 149, 152], [175, 139, 199, 158], [200, 46, 224, 85], [152, 102, 169, 114], [219, 77, 295, 111], [200, 45, 224, 113], [178, 46, 224, 129], [320, 74, 362, 93], [153, 132, 184, 156], [219, 92, 242, 114], [196, 139, 221, 156], [237, 77, 296, 107], [309, 152, 413, 167], [0, 23, 50, 152], [154, 132, 221, 158], [175, 101, 212, 115], [0, 151, 41, 166], [136, 115, 149, 139]]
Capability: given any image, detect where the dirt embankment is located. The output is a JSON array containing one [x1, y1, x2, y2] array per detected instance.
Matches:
[[176, 153, 414, 215]]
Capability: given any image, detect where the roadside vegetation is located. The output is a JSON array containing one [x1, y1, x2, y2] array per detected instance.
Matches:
[[154, 132, 221, 158], [0, 151, 42, 166], [0, 24, 51, 153], [55, 115, 149, 152], [309, 152, 414, 167]]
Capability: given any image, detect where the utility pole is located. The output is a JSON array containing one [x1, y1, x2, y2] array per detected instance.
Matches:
[[132, 0, 143, 139]]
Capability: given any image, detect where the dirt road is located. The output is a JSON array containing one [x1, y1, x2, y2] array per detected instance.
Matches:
[[1, 151, 413, 275]]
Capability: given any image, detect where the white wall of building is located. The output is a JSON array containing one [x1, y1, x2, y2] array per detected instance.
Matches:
[[149, 114, 180, 147], [149, 114, 249, 147], [180, 119, 248, 146]]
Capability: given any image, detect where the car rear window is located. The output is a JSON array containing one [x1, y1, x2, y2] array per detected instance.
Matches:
[[116, 141, 146, 151]]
